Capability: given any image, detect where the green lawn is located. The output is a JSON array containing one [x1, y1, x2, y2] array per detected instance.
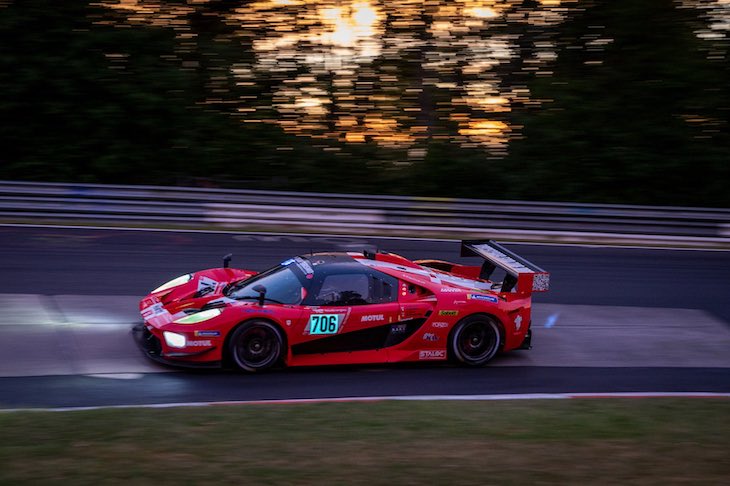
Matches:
[[1, 399, 728, 485]]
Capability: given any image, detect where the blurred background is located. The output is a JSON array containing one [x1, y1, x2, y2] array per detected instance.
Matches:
[[0, 0, 728, 206]]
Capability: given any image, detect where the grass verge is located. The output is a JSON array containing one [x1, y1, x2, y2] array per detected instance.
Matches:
[[1, 399, 728, 484]]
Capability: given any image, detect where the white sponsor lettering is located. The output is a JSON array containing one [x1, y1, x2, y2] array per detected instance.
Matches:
[[431, 321, 449, 328], [187, 340, 212, 347], [361, 314, 385, 322], [391, 323, 407, 333], [440, 287, 462, 293], [471, 243, 533, 274], [423, 333, 439, 342], [514, 315, 523, 331], [197, 276, 219, 295], [141, 303, 169, 319], [419, 350, 446, 360]]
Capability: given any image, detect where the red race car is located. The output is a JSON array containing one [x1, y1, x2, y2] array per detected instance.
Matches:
[[135, 240, 549, 371]]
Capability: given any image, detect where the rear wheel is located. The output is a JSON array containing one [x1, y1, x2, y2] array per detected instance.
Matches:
[[229, 321, 284, 372], [450, 315, 501, 366]]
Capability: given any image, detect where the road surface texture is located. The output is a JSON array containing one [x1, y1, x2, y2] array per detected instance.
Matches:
[[1, 226, 728, 409]]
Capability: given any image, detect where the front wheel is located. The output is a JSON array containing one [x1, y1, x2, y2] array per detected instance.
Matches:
[[229, 321, 284, 372], [450, 315, 501, 367]]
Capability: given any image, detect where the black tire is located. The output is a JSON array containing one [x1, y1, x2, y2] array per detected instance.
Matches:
[[228, 320, 284, 372], [450, 315, 501, 367]]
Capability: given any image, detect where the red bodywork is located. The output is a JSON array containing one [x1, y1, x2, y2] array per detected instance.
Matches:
[[137, 240, 549, 368]]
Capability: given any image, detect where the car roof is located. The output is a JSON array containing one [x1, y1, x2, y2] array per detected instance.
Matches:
[[297, 251, 426, 282]]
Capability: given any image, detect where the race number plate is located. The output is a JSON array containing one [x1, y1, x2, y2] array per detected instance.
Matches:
[[308, 314, 342, 335]]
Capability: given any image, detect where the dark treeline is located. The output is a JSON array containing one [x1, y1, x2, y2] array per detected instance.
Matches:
[[0, 0, 728, 207]]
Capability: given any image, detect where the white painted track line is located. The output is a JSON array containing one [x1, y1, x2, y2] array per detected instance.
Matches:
[[2, 392, 729, 413]]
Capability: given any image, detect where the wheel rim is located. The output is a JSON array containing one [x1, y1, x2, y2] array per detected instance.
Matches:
[[457, 321, 498, 363], [234, 325, 280, 369]]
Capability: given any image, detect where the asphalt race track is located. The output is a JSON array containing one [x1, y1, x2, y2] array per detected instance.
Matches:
[[1, 225, 729, 409]]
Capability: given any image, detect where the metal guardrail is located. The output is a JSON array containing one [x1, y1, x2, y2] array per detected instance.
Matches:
[[1, 180, 730, 246]]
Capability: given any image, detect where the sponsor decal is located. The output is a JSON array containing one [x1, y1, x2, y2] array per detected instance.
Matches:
[[431, 321, 449, 328], [194, 330, 220, 337], [533, 273, 550, 292], [423, 333, 439, 342], [187, 340, 212, 347], [470, 243, 532, 273], [311, 260, 325, 266], [391, 323, 407, 333], [141, 303, 169, 319], [438, 310, 459, 316], [440, 287, 461, 293], [197, 276, 219, 296], [361, 314, 385, 322], [283, 257, 315, 275], [308, 314, 342, 335], [141, 295, 161, 308], [514, 315, 523, 331], [419, 350, 446, 360], [244, 308, 273, 314], [294, 257, 314, 275], [467, 294, 499, 303]]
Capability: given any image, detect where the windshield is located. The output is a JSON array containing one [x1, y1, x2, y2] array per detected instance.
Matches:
[[226, 265, 304, 305]]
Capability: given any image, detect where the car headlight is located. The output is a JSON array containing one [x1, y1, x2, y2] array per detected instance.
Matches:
[[163, 331, 186, 348], [173, 308, 222, 324], [152, 274, 193, 293]]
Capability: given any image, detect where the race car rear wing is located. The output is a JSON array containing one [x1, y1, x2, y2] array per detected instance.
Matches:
[[461, 240, 550, 293]]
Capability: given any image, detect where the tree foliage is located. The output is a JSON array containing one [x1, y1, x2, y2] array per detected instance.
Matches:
[[0, 0, 727, 206]]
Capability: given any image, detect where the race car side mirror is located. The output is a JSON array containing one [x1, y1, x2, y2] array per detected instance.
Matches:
[[223, 253, 233, 268], [253, 284, 267, 306]]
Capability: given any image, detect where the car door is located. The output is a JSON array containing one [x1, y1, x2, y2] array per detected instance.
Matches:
[[291, 270, 401, 355]]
